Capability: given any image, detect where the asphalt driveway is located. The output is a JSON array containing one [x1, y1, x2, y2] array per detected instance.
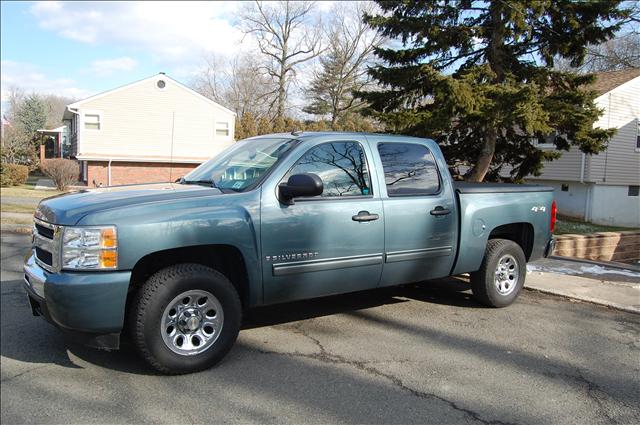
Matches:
[[1, 232, 639, 424]]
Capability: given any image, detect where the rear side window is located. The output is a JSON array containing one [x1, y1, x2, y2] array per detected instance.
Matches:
[[378, 143, 440, 196]]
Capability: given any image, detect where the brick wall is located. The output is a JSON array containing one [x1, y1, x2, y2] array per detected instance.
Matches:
[[87, 161, 200, 186], [553, 231, 640, 263]]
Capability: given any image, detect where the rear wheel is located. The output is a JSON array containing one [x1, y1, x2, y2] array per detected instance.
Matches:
[[471, 239, 526, 307], [129, 263, 241, 374]]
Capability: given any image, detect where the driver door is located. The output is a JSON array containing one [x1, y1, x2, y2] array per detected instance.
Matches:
[[260, 138, 384, 304]]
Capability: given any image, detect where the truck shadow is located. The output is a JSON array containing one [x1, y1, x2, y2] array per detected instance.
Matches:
[[1, 276, 480, 375], [242, 276, 478, 330]]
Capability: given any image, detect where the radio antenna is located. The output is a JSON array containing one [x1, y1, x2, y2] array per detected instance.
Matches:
[[169, 110, 175, 182]]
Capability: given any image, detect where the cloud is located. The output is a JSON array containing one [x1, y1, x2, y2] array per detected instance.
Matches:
[[89, 57, 137, 77], [29, 1, 248, 63], [0, 60, 91, 101]]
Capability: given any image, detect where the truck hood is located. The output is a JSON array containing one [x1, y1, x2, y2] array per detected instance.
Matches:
[[35, 182, 223, 225]]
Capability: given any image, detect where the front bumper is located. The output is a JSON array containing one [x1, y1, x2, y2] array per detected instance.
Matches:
[[23, 252, 131, 349]]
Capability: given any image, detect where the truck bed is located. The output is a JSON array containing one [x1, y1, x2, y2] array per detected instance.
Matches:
[[451, 183, 554, 275]]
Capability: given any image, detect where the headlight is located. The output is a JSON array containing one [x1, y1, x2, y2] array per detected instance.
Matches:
[[61, 226, 117, 270]]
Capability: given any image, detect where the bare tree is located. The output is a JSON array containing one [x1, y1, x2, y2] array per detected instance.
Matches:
[[240, 1, 322, 120], [191, 53, 227, 105], [225, 55, 277, 118], [304, 2, 382, 128], [555, 2, 640, 73], [42, 94, 76, 127], [2, 86, 25, 123], [191, 53, 276, 119], [583, 33, 639, 71], [555, 32, 639, 72]]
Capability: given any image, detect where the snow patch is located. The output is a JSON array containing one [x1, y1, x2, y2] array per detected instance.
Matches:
[[577, 265, 640, 278], [527, 263, 640, 279]]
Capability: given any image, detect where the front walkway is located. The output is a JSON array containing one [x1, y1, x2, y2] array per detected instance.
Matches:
[[34, 178, 56, 190]]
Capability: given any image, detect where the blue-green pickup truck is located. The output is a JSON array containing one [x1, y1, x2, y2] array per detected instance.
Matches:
[[24, 132, 556, 374]]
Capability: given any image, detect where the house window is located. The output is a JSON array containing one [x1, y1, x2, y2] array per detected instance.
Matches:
[[157, 79, 166, 89], [629, 186, 639, 197], [216, 122, 229, 137], [535, 132, 556, 149], [636, 119, 639, 150], [561, 184, 569, 192], [84, 114, 101, 130]]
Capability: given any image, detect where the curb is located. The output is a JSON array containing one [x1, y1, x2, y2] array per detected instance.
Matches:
[[525, 286, 640, 315], [549, 255, 640, 273]]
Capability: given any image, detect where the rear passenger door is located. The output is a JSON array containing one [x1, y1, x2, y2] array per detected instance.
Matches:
[[372, 139, 458, 286]]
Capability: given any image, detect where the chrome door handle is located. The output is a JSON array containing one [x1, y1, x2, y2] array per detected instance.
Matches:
[[352, 211, 379, 222], [430, 206, 451, 216]]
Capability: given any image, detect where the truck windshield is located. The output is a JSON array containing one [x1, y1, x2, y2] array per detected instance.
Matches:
[[182, 138, 298, 192]]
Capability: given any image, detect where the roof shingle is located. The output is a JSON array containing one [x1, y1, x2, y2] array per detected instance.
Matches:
[[591, 68, 640, 96]]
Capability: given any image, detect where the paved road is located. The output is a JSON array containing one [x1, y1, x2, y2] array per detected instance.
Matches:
[[2, 232, 639, 424]]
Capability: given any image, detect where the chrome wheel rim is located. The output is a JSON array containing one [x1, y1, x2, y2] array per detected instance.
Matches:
[[494, 254, 519, 296], [161, 289, 224, 356]]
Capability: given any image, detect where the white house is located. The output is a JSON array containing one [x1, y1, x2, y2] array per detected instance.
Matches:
[[62, 72, 236, 186], [528, 68, 640, 227]]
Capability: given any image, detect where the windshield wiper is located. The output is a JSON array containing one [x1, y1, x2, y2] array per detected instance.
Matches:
[[178, 178, 219, 189]]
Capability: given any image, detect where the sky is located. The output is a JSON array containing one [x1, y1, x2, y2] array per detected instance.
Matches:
[[1, 1, 337, 115]]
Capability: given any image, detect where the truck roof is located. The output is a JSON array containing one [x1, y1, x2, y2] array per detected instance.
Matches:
[[243, 131, 435, 143]]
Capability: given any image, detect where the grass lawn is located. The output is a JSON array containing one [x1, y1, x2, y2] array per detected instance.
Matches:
[[0, 184, 64, 199], [1, 176, 65, 229], [1, 203, 37, 213], [554, 216, 638, 235], [0, 215, 33, 225]]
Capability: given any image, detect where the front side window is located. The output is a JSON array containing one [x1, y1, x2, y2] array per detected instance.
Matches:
[[285, 142, 372, 197], [378, 143, 440, 196], [84, 114, 100, 130]]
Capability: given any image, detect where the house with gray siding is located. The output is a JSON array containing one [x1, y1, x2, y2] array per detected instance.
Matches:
[[528, 68, 640, 227]]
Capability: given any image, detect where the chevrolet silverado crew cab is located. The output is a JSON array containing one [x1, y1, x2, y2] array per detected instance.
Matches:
[[24, 132, 556, 374]]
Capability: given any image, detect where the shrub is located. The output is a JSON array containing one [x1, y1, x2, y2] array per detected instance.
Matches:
[[41, 159, 78, 190], [0, 163, 29, 187]]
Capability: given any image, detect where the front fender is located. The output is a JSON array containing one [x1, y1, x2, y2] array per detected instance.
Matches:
[[76, 191, 262, 304]]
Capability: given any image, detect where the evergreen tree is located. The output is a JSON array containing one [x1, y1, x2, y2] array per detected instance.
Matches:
[[14, 94, 47, 147], [360, 1, 630, 181]]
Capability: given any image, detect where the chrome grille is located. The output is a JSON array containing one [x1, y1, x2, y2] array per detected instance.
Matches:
[[35, 222, 54, 239], [33, 218, 61, 272]]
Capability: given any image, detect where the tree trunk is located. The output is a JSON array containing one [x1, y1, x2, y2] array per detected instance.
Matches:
[[330, 112, 337, 130], [467, 3, 504, 183], [277, 65, 286, 120], [466, 127, 497, 182]]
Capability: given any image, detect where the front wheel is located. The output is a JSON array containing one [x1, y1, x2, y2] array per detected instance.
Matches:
[[470, 239, 526, 308], [129, 263, 241, 374]]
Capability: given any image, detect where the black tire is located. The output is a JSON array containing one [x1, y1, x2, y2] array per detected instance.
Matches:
[[470, 239, 526, 308], [129, 263, 241, 374]]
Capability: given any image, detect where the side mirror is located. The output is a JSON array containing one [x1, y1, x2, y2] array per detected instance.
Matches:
[[278, 173, 323, 204]]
